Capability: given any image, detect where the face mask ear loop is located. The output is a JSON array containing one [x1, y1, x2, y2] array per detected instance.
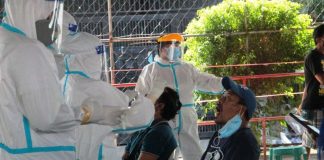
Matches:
[[238, 105, 245, 118]]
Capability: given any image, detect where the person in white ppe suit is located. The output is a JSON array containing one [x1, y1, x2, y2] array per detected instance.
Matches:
[[0, 1, 77, 159], [52, 31, 155, 159], [47, 11, 78, 79], [48, 11, 156, 160], [0, 0, 137, 159], [136, 33, 224, 160]]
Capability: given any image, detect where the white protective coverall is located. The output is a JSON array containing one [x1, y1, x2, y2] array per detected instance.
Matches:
[[136, 56, 223, 160], [50, 11, 78, 79], [0, 0, 78, 159], [0, 1, 131, 159], [52, 30, 154, 159]]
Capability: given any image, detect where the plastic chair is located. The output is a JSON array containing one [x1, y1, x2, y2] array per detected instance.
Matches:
[[269, 145, 307, 160]]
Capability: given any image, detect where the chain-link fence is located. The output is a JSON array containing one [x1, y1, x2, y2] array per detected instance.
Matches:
[[61, 0, 324, 88], [293, 0, 324, 23], [64, 0, 222, 86], [1, 0, 323, 87]]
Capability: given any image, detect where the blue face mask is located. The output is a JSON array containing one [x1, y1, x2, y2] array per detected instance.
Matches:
[[173, 47, 181, 60], [218, 114, 242, 138], [148, 52, 155, 64], [166, 47, 181, 62]]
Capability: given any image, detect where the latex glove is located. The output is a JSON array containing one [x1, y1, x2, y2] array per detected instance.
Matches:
[[146, 78, 168, 103], [119, 96, 152, 129], [80, 98, 125, 126]]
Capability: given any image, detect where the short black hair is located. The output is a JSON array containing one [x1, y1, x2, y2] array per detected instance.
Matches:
[[313, 24, 324, 44], [155, 87, 182, 120]]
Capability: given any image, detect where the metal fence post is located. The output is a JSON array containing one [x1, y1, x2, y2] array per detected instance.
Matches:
[[107, 0, 115, 84]]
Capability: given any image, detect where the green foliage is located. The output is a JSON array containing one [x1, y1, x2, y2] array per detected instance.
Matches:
[[185, 0, 313, 119]]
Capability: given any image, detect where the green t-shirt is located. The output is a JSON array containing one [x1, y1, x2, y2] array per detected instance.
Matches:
[[125, 121, 177, 160]]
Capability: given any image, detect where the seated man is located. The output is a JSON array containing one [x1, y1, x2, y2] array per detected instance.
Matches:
[[201, 77, 260, 160], [123, 87, 182, 160]]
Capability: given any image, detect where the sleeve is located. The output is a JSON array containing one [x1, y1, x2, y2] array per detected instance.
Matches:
[[77, 80, 153, 131], [305, 52, 324, 75], [190, 64, 224, 94], [135, 65, 152, 95], [141, 126, 173, 157], [9, 43, 78, 132]]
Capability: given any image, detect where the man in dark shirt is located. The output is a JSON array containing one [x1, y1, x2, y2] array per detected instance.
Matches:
[[298, 24, 324, 158], [201, 77, 260, 160], [123, 87, 182, 160]]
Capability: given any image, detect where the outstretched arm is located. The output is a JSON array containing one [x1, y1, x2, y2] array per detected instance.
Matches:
[[190, 64, 223, 94]]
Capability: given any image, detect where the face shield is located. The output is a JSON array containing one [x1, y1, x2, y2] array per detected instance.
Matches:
[[36, 10, 77, 47], [164, 40, 184, 63], [49, 0, 64, 44], [33, 0, 64, 46], [157, 33, 184, 63]]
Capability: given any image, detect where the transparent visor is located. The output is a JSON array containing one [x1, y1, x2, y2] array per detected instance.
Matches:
[[161, 40, 184, 62], [35, 1, 64, 47]]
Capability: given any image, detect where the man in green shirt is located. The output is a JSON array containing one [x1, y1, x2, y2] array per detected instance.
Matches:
[[123, 87, 182, 160]]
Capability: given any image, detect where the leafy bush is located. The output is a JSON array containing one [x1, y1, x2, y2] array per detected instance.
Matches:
[[185, 0, 313, 117], [185, 0, 315, 141]]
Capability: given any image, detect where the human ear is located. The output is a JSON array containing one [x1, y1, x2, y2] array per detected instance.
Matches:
[[157, 103, 165, 110]]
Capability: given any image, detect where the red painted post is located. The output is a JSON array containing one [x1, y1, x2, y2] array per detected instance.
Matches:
[[242, 78, 247, 86]]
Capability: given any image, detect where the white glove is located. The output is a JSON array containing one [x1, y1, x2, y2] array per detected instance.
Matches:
[[80, 98, 125, 126], [146, 78, 168, 103], [119, 95, 154, 129]]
